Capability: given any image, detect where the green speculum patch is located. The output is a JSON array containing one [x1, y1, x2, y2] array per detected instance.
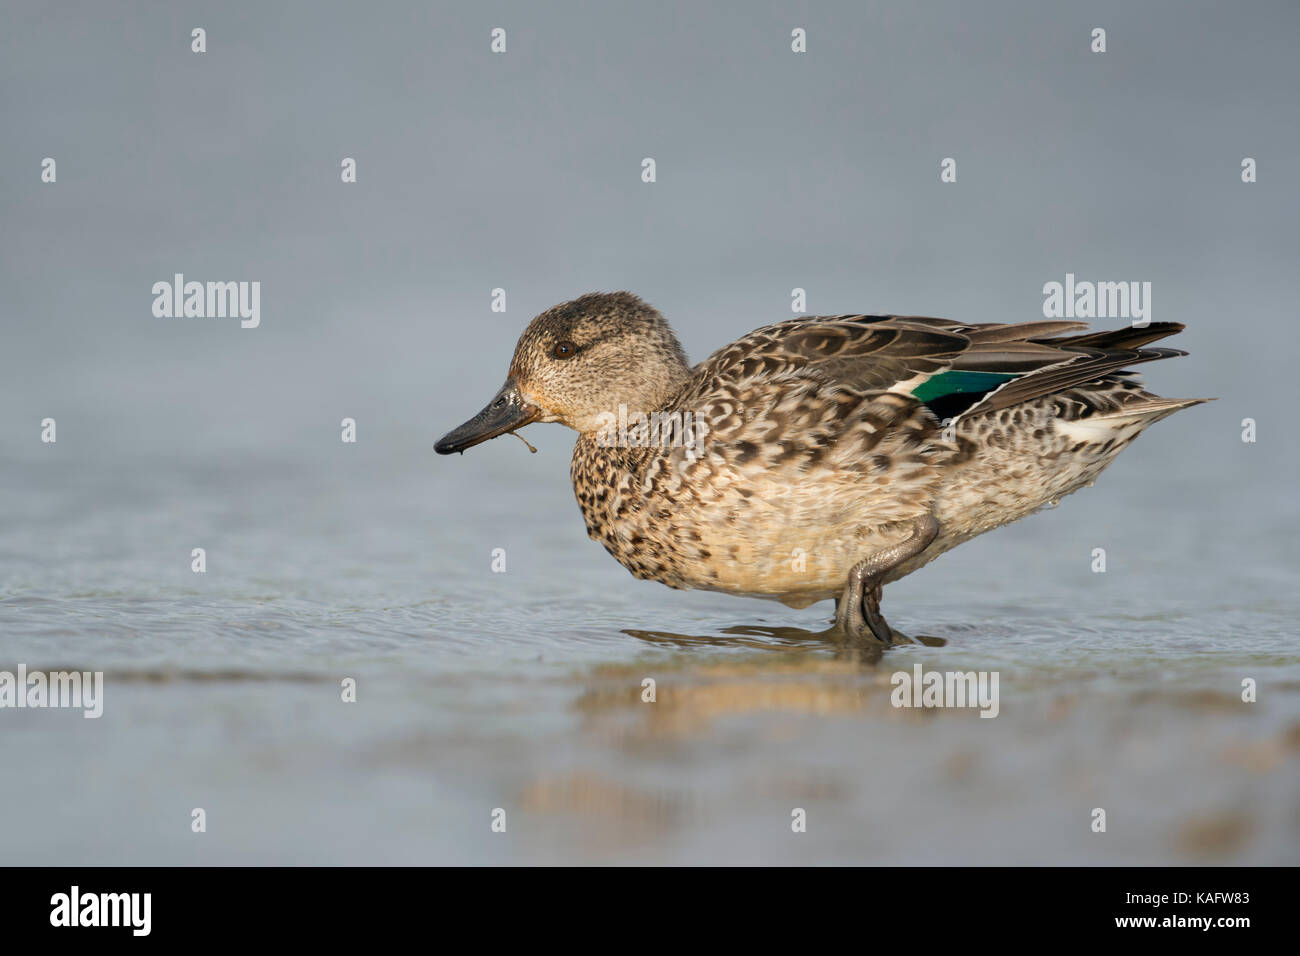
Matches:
[[910, 370, 1018, 402]]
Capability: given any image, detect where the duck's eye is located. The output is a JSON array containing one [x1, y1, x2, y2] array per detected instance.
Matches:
[[552, 341, 578, 359]]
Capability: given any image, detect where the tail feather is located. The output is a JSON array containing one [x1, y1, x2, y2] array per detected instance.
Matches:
[[1089, 396, 1212, 426]]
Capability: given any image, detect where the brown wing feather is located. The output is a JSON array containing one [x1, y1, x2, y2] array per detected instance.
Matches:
[[688, 315, 971, 394], [684, 313, 1189, 420]]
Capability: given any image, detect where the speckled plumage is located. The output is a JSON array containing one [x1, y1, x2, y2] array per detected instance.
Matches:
[[439, 292, 1206, 638]]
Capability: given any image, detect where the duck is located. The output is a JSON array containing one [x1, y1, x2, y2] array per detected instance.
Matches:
[[436, 291, 1206, 643]]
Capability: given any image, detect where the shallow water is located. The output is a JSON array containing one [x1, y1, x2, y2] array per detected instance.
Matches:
[[3, 417, 1297, 865]]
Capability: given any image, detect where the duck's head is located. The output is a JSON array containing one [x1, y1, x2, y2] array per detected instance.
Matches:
[[435, 291, 691, 454]]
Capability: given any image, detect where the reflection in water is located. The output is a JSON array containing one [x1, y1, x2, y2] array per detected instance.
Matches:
[[514, 635, 950, 852], [621, 621, 947, 664], [517, 771, 703, 845]]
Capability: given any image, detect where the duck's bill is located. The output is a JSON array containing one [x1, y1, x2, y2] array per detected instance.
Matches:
[[435, 379, 540, 455]]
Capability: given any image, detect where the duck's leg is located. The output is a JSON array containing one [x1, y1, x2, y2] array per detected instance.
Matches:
[[835, 515, 939, 644]]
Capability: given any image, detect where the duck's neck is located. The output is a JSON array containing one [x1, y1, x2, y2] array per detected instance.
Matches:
[[570, 358, 692, 437], [637, 360, 693, 412]]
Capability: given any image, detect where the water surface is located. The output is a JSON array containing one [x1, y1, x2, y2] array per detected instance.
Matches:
[[3, 423, 1296, 865]]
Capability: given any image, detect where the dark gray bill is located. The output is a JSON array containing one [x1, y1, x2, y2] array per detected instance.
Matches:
[[435, 379, 539, 455]]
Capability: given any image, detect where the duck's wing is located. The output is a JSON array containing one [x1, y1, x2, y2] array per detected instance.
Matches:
[[684, 314, 1188, 421], [689, 315, 971, 394], [942, 320, 1189, 419]]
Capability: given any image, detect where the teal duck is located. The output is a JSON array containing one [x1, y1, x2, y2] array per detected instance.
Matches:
[[436, 292, 1206, 643]]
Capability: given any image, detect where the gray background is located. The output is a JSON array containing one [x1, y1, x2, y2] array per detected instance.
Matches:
[[4, 0, 1296, 469], [1, 1, 1297, 865]]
